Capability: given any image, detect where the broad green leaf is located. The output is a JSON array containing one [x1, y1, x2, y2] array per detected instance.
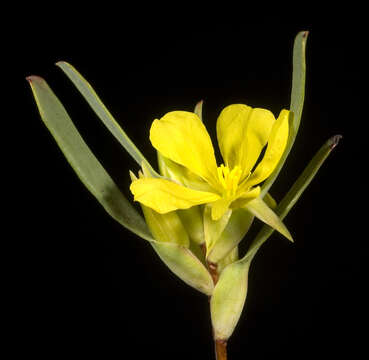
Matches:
[[207, 209, 254, 264], [245, 197, 293, 242], [261, 31, 309, 197], [28, 76, 214, 295], [210, 259, 250, 340], [27, 75, 153, 242], [55, 61, 159, 177], [245, 135, 342, 260]]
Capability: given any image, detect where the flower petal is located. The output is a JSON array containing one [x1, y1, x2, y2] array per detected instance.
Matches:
[[216, 104, 275, 179], [150, 111, 219, 188], [246, 109, 290, 187], [230, 186, 261, 209], [157, 153, 214, 192], [211, 198, 234, 221], [130, 178, 220, 213]]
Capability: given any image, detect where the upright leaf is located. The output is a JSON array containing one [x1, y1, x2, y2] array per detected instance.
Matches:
[[28, 76, 214, 295], [261, 31, 309, 197], [27, 75, 153, 242], [55, 61, 159, 176], [246, 135, 342, 260]]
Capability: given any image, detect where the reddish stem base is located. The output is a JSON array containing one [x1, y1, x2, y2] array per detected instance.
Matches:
[[215, 339, 227, 360]]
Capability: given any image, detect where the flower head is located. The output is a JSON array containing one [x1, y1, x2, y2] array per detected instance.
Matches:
[[130, 104, 290, 223]]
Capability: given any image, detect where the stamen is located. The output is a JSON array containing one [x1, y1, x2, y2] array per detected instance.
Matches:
[[217, 164, 242, 197]]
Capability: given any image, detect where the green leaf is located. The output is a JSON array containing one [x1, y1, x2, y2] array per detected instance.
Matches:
[[55, 61, 159, 177], [261, 31, 309, 197], [27, 75, 153, 242], [28, 76, 214, 295], [264, 192, 277, 209], [245, 197, 293, 242], [246, 135, 342, 260], [210, 259, 250, 340]]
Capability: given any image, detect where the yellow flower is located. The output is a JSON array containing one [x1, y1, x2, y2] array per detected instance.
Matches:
[[130, 104, 292, 240]]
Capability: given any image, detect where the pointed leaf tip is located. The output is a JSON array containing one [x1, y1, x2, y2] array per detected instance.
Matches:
[[26, 75, 44, 83], [328, 135, 342, 150]]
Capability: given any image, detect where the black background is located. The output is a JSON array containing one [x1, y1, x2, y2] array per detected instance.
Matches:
[[11, 7, 366, 360]]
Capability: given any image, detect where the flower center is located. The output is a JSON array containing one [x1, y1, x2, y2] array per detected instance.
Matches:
[[217, 164, 242, 197]]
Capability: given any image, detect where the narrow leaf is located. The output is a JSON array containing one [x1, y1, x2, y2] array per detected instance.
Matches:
[[55, 61, 159, 176], [261, 31, 309, 197], [29, 75, 215, 296], [246, 135, 342, 260], [27, 75, 153, 242]]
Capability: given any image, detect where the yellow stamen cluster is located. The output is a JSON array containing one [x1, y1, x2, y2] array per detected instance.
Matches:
[[217, 164, 242, 197]]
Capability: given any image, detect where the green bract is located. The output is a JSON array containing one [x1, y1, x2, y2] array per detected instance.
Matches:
[[28, 31, 340, 354]]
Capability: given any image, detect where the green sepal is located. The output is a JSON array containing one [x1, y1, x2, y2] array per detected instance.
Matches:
[[152, 241, 214, 296], [204, 205, 232, 257], [210, 258, 251, 340], [177, 207, 205, 245], [244, 197, 293, 242], [206, 208, 254, 264], [194, 100, 204, 121], [55, 61, 159, 177], [140, 205, 190, 247], [216, 246, 239, 274]]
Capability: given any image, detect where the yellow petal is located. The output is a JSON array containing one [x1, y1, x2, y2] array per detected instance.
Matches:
[[157, 152, 214, 192], [216, 104, 275, 179], [130, 178, 220, 213], [150, 111, 219, 188], [230, 186, 261, 209], [246, 109, 290, 187], [211, 197, 234, 221]]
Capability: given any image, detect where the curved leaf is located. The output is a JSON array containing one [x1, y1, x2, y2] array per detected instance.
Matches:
[[55, 61, 159, 177], [261, 31, 309, 197], [27, 75, 153, 242], [246, 135, 342, 260], [28, 76, 214, 295]]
